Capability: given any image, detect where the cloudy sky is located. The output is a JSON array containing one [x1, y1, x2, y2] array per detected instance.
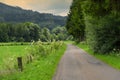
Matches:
[[0, 0, 72, 16]]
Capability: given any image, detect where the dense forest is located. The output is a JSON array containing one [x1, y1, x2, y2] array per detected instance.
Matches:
[[66, 0, 120, 54], [0, 22, 72, 42], [0, 2, 66, 30]]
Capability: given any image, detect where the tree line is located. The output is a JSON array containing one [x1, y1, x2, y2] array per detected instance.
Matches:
[[66, 0, 120, 54], [0, 22, 72, 42]]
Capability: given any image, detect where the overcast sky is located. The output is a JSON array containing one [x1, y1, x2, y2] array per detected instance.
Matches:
[[0, 0, 72, 16]]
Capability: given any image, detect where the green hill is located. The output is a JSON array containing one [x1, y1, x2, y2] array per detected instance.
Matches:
[[0, 2, 66, 29]]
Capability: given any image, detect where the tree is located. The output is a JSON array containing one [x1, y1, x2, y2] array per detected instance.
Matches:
[[52, 26, 70, 41], [41, 27, 51, 41], [0, 23, 9, 42], [0, 22, 40, 42], [82, 0, 120, 54], [24, 22, 40, 41], [66, 0, 85, 42], [66, 0, 120, 54]]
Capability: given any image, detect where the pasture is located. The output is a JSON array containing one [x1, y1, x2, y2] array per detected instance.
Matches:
[[0, 44, 30, 70]]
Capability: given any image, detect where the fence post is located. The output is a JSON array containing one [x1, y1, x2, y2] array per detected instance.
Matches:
[[17, 57, 23, 71], [27, 56, 30, 64], [29, 55, 32, 62]]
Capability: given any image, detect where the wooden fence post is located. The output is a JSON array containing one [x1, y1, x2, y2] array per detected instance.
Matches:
[[29, 55, 32, 62], [27, 56, 30, 64], [17, 57, 23, 71], [27, 55, 32, 64]]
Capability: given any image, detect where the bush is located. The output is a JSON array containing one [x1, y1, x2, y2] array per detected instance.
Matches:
[[86, 15, 120, 54], [29, 40, 64, 59]]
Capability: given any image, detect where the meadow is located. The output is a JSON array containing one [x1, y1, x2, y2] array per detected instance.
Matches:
[[0, 44, 30, 70], [0, 41, 67, 80]]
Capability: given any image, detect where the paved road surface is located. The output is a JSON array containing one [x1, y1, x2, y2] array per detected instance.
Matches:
[[53, 44, 120, 80]]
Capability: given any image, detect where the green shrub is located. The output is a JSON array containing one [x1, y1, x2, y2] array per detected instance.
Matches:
[[86, 15, 120, 54]]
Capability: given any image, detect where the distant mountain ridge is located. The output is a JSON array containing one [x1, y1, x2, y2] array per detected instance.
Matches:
[[0, 2, 66, 29]]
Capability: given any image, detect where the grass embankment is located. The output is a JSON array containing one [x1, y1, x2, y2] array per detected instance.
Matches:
[[76, 43, 120, 70], [0, 42, 66, 80]]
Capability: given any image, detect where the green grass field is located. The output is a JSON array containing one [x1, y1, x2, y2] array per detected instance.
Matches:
[[0, 42, 67, 80], [76, 43, 120, 70], [0, 45, 30, 70]]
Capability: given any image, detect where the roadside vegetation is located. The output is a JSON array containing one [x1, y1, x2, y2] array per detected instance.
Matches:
[[66, 0, 120, 54], [0, 41, 66, 80], [66, 0, 120, 69], [76, 42, 120, 70]]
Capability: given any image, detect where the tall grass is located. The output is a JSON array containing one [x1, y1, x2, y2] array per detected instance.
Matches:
[[0, 45, 29, 70]]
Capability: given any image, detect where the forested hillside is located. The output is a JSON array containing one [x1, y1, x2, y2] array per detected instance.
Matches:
[[66, 0, 120, 54], [0, 2, 66, 29]]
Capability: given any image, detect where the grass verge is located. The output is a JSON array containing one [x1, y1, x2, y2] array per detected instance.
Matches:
[[0, 44, 66, 80], [76, 43, 120, 70]]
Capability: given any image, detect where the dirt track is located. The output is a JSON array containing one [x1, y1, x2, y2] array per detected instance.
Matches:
[[53, 44, 120, 80]]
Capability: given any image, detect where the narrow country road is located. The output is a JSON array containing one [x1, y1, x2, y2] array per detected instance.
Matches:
[[53, 44, 120, 80]]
